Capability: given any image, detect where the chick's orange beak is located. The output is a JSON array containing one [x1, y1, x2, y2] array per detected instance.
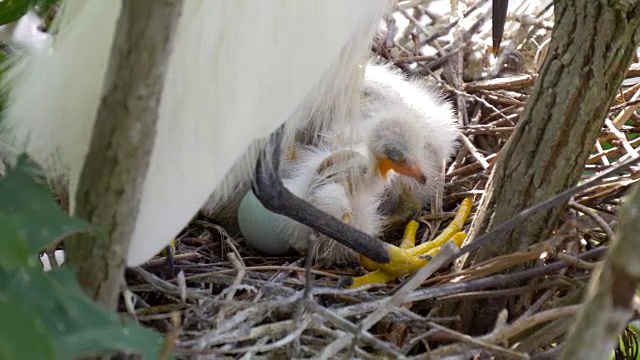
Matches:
[[394, 162, 427, 184], [377, 157, 427, 184]]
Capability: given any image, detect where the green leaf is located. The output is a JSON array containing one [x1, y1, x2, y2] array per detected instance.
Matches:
[[0, 156, 166, 358], [0, 155, 89, 270], [0, 0, 36, 26], [0, 294, 56, 360], [0, 266, 165, 359]]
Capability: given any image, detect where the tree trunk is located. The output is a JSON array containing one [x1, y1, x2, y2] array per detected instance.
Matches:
[[454, 0, 640, 334], [65, 0, 182, 310]]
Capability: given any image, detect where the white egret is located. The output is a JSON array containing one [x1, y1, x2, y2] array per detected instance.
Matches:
[[0, 0, 393, 274]]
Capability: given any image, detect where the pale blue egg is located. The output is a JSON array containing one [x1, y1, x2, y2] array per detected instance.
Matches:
[[237, 190, 291, 256]]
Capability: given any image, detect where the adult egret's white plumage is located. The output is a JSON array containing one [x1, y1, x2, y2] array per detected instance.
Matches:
[[0, 0, 393, 272]]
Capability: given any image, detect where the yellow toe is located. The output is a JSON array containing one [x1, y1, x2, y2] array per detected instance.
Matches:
[[399, 219, 419, 249], [349, 270, 397, 289], [342, 210, 355, 224], [408, 197, 472, 257], [350, 198, 472, 289]]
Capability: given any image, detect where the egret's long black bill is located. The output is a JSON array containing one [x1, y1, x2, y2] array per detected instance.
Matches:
[[492, 0, 509, 54], [252, 125, 391, 264]]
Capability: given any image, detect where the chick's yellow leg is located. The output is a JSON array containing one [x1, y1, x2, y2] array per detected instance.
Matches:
[[349, 198, 472, 289]]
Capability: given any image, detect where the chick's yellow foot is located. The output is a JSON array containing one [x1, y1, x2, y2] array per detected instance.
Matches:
[[349, 198, 472, 289]]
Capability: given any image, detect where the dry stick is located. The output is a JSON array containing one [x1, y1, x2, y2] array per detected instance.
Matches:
[[482, 106, 520, 125], [594, 141, 610, 166], [481, 91, 527, 107], [464, 74, 537, 92], [143, 252, 201, 268], [612, 85, 640, 129], [224, 252, 245, 301], [460, 134, 490, 169], [253, 259, 305, 303], [428, 70, 513, 122], [578, 181, 637, 206], [605, 119, 639, 159], [521, 288, 556, 318], [303, 237, 319, 300], [447, 153, 498, 177], [556, 253, 599, 270], [317, 243, 459, 359], [438, 239, 561, 283], [462, 127, 515, 136], [175, 270, 187, 304], [610, 98, 640, 112], [568, 201, 615, 241]]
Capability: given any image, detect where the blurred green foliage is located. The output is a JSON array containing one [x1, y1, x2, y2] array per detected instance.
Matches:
[[0, 156, 165, 359]]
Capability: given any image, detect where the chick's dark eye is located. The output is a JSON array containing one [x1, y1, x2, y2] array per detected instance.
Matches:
[[383, 146, 405, 163]]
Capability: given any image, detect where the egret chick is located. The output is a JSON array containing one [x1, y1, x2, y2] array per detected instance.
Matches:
[[359, 63, 459, 209], [233, 61, 461, 279], [291, 62, 459, 226], [278, 146, 384, 266], [240, 102, 444, 266]]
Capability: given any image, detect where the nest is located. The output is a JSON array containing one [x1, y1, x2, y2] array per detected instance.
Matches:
[[123, 1, 640, 358]]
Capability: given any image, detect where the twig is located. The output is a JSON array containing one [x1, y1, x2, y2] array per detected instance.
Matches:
[[568, 200, 615, 241]]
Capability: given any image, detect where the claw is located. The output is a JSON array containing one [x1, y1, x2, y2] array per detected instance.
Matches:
[[349, 197, 472, 289], [161, 238, 176, 275], [341, 210, 354, 224]]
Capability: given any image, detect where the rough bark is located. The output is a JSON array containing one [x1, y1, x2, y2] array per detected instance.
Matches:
[[65, 1, 182, 310], [560, 184, 640, 360], [455, 0, 640, 334]]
